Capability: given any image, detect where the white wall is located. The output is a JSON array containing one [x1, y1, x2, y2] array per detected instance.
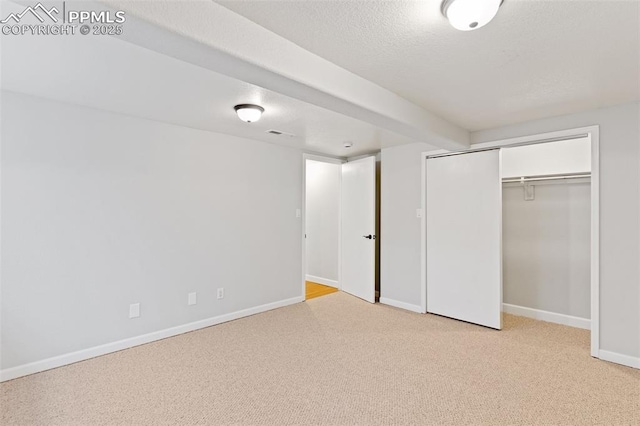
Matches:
[[0, 92, 303, 373], [503, 182, 591, 319], [380, 102, 640, 362], [380, 142, 433, 309], [501, 137, 591, 178], [305, 160, 340, 285]]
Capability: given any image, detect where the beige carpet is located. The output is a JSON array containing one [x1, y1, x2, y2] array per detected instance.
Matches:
[[1, 292, 639, 426]]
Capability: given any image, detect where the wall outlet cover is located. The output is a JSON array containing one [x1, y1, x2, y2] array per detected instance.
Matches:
[[188, 292, 197, 306], [129, 303, 140, 318]]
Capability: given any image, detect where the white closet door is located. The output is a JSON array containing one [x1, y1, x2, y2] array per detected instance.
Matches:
[[426, 149, 502, 329], [341, 156, 376, 303]]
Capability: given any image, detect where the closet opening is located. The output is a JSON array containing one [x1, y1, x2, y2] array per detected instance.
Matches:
[[501, 137, 592, 332], [420, 126, 600, 359]]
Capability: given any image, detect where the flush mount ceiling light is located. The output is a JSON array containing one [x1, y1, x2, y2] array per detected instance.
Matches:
[[234, 104, 264, 123], [441, 0, 503, 31]]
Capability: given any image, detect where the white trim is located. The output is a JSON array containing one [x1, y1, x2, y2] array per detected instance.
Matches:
[[498, 150, 504, 329], [589, 130, 600, 357], [420, 125, 600, 356], [0, 296, 303, 383], [426, 126, 596, 158], [305, 274, 338, 288], [502, 303, 591, 330], [338, 160, 343, 293], [419, 155, 427, 314], [379, 297, 423, 314], [598, 350, 640, 369], [302, 153, 344, 165], [302, 154, 345, 299]]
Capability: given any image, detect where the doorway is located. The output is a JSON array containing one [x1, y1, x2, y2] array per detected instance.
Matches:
[[420, 126, 600, 358], [302, 154, 378, 303], [304, 157, 341, 300]]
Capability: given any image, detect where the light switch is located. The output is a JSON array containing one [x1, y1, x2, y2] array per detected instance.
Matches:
[[188, 292, 197, 306], [295, 209, 301, 218], [416, 209, 423, 218]]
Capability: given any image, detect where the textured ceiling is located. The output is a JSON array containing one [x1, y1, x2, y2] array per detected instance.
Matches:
[[219, 0, 640, 131]]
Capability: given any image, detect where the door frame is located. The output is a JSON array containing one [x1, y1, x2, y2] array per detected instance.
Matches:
[[420, 125, 600, 358], [301, 154, 345, 299]]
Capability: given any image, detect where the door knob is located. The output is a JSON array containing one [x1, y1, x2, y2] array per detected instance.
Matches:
[[362, 234, 376, 240]]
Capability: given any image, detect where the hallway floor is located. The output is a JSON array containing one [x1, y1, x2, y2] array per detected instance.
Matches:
[[305, 281, 338, 300]]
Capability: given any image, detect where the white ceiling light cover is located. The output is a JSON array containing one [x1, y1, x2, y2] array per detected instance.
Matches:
[[234, 104, 264, 122], [442, 0, 502, 31]]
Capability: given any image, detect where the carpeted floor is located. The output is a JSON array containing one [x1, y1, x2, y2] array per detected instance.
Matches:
[[1, 292, 639, 425]]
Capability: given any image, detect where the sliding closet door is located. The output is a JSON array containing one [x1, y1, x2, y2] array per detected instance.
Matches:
[[426, 149, 502, 329]]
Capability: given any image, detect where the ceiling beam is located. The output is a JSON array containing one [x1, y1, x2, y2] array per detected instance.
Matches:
[[99, 0, 469, 150]]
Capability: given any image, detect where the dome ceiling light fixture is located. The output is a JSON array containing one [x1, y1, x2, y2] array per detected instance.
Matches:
[[234, 104, 264, 123], [441, 0, 504, 31]]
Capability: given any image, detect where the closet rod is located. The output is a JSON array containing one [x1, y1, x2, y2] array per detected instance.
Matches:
[[502, 172, 591, 184]]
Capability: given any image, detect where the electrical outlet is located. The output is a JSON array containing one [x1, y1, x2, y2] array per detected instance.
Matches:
[[188, 292, 197, 306], [129, 303, 140, 318], [217, 288, 224, 300], [416, 208, 423, 218]]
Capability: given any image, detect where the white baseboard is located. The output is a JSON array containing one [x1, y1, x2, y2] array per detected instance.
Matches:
[[502, 303, 590, 330], [598, 350, 640, 369], [0, 296, 304, 383], [305, 274, 338, 288], [379, 297, 424, 314]]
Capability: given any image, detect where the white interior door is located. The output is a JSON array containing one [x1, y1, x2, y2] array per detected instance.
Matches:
[[341, 156, 376, 303], [426, 149, 502, 329]]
